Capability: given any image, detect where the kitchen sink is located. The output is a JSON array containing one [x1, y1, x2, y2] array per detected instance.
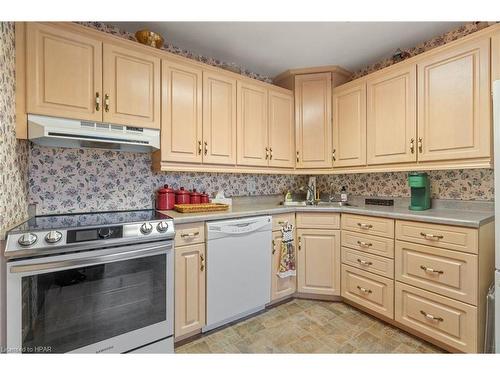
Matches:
[[315, 201, 356, 207], [281, 201, 308, 206], [280, 201, 355, 207]]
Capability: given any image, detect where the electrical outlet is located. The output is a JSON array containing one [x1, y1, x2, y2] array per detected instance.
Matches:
[[246, 178, 256, 195]]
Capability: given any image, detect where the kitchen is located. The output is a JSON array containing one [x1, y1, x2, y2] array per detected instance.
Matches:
[[1, 2, 500, 370]]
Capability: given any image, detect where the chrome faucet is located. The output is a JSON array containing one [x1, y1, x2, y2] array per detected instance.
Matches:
[[299, 185, 316, 205]]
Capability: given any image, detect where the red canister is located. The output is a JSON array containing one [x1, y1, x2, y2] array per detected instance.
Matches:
[[200, 192, 210, 204], [175, 187, 191, 204], [156, 185, 175, 210], [190, 189, 202, 204]]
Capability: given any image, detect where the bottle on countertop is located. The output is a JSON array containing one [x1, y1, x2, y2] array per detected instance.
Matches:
[[340, 186, 348, 203]]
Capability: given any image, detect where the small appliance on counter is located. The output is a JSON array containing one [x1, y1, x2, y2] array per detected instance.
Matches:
[[408, 172, 431, 211], [156, 185, 175, 210]]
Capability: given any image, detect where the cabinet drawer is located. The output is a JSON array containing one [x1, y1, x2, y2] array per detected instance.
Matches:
[[175, 222, 205, 246], [395, 241, 478, 305], [341, 264, 394, 319], [272, 213, 296, 231], [296, 212, 340, 229], [395, 220, 478, 254], [342, 230, 394, 258], [395, 282, 477, 353], [341, 214, 394, 238], [342, 247, 394, 278]]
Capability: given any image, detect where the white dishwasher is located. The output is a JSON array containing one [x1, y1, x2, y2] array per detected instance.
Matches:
[[204, 216, 272, 332]]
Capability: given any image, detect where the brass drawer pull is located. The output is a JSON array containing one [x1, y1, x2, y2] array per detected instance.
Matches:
[[265, 147, 269, 160], [198, 141, 202, 155], [357, 259, 373, 266], [200, 254, 205, 271], [332, 149, 336, 162], [104, 94, 110, 112], [296, 151, 300, 163], [204, 141, 208, 156], [410, 138, 415, 153], [357, 240, 372, 248], [180, 231, 200, 238], [269, 148, 273, 160], [420, 232, 444, 240], [420, 310, 443, 322], [357, 286, 372, 294], [298, 236, 302, 251], [418, 137, 423, 153], [272, 239, 276, 255], [420, 265, 444, 275], [357, 223, 373, 229], [95, 92, 101, 111]]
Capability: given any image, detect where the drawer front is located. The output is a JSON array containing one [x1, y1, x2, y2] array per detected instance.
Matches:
[[341, 214, 394, 238], [341, 264, 394, 319], [272, 213, 296, 231], [175, 222, 205, 246], [296, 212, 340, 229], [342, 230, 395, 258], [395, 282, 477, 353], [342, 247, 394, 278], [395, 241, 478, 305], [395, 220, 478, 254]]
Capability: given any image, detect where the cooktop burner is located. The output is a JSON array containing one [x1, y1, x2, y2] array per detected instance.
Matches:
[[9, 209, 171, 233]]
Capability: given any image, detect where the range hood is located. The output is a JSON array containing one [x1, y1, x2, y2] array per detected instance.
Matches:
[[27, 115, 160, 153]]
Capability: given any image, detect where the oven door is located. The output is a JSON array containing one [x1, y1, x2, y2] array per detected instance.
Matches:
[[6, 241, 173, 354]]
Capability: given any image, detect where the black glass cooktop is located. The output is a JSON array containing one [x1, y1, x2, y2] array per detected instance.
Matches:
[[9, 210, 171, 233]]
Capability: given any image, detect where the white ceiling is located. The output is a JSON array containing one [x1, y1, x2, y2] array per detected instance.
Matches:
[[111, 22, 465, 77]]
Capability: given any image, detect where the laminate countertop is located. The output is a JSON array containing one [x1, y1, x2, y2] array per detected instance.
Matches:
[[159, 196, 494, 228]]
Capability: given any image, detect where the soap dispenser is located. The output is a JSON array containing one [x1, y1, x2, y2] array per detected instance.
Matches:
[[340, 186, 348, 203]]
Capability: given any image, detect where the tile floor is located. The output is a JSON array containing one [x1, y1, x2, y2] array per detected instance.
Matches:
[[175, 299, 445, 354]]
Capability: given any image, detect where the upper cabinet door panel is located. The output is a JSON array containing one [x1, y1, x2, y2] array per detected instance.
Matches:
[[103, 43, 160, 129], [26, 23, 102, 121], [161, 60, 203, 164], [417, 38, 490, 162], [237, 81, 269, 167], [332, 81, 367, 168], [203, 71, 237, 165], [295, 73, 332, 168], [269, 89, 295, 168], [367, 64, 417, 165]]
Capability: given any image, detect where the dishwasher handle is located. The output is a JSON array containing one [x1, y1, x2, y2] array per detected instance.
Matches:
[[207, 217, 272, 237]]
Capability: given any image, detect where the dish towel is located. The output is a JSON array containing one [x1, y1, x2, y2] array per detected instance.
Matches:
[[278, 222, 296, 278]]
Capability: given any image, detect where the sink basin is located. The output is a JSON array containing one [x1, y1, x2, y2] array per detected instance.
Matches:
[[281, 201, 308, 206], [280, 201, 355, 207], [315, 201, 356, 207]]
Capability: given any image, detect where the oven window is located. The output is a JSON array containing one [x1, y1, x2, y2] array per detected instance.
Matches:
[[21, 254, 166, 353]]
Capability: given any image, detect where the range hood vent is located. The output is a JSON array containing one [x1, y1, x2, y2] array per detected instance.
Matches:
[[27, 115, 160, 153]]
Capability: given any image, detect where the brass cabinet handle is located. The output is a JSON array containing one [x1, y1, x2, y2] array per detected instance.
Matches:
[[357, 223, 373, 229], [265, 147, 269, 160], [204, 141, 208, 156], [357, 286, 372, 294], [296, 151, 300, 163], [418, 137, 423, 153], [198, 141, 202, 155], [410, 138, 415, 154], [269, 147, 273, 160], [332, 149, 336, 162], [357, 258, 373, 266], [200, 254, 205, 271], [420, 232, 443, 240], [420, 310, 443, 322], [272, 239, 276, 255], [298, 236, 302, 251], [95, 92, 101, 111], [180, 231, 200, 238], [420, 265, 444, 275], [104, 94, 110, 112], [357, 240, 372, 248]]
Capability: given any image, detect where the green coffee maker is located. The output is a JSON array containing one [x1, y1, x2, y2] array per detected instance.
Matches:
[[408, 172, 431, 211]]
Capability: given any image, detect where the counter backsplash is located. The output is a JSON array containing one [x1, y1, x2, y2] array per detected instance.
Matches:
[[28, 145, 494, 216]]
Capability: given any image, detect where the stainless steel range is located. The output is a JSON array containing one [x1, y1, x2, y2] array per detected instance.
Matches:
[[3, 209, 175, 354]]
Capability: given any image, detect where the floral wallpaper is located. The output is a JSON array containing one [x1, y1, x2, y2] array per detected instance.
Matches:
[[316, 169, 494, 201], [28, 145, 308, 215], [352, 22, 490, 79], [0, 22, 29, 236]]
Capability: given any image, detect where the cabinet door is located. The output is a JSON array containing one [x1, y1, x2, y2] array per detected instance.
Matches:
[[271, 231, 296, 302], [366, 64, 417, 165], [175, 243, 206, 338], [103, 43, 160, 129], [297, 229, 340, 295], [161, 60, 203, 163], [202, 71, 237, 165], [26, 23, 102, 121], [269, 89, 295, 168], [237, 81, 269, 167], [332, 81, 367, 167], [295, 73, 332, 168], [417, 38, 490, 161]]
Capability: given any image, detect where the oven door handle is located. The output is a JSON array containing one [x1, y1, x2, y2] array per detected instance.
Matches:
[[9, 243, 171, 274]]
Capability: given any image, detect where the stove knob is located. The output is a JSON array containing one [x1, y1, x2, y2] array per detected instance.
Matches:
[[140, 222, 153, 235], [45, 230, 62, 244], [18, 233, 38, 247], [98, 228, 112, 239], [157, 221, 169, 233]]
